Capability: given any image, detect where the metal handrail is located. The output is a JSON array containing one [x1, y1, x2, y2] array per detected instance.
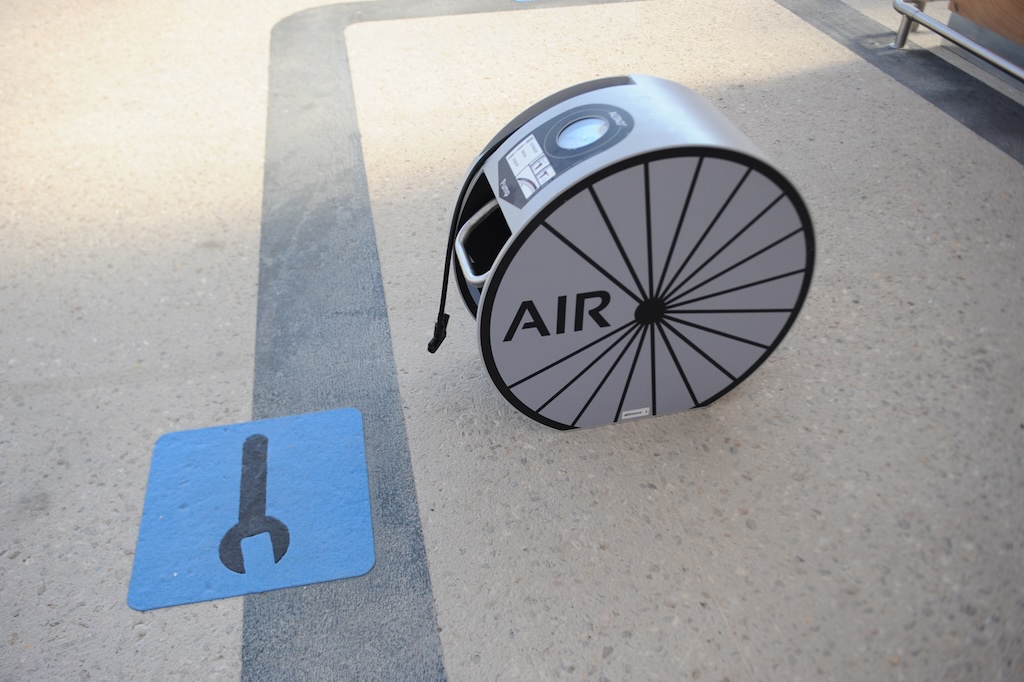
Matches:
[[892, 0, 1024, 83]]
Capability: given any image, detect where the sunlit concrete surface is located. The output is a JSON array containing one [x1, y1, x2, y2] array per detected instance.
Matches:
[[2, 0, 1022, 679]]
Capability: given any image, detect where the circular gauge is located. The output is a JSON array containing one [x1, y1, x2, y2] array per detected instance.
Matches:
[[556, 116, 611, 150], [478, 147, 814, 429]]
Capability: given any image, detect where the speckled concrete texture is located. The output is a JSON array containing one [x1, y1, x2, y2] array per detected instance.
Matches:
[[0, 1, 349, 679], [347, 2, 1023, 680], [2, 0, 1022, 680]]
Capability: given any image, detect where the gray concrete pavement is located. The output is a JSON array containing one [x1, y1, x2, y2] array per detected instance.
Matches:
[[2, 0, 1022, 680]]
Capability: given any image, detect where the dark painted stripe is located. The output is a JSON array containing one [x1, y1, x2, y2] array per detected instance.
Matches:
[[248, 1, 635, 679], [774, 0, 1024, 165], [246, 5, 446, 680]]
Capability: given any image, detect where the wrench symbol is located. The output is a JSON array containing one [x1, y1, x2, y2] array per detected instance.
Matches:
[[219, 434, 290, 574]]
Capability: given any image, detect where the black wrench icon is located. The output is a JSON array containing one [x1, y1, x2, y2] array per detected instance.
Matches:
[[219, 434, 290, 574]]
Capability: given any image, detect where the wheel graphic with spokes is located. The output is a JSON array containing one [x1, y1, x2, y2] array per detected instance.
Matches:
[[478, 147, 814, 430]]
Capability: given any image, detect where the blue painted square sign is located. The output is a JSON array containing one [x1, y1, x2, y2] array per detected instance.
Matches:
[[128, 408, 375, 611]]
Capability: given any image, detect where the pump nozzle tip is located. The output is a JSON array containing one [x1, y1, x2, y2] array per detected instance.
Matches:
[[427, 314, 449, 353]]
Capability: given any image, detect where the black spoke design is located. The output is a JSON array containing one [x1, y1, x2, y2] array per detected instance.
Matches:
[[657, 166, 752, 300], [543, 223, 644, 304], [613, 325, 649, 423], [673, 269, 806, 308], [655, 156, 703, 299], [661, 320, 736, 382], [665, 226, 804, 307], [649, 326, 657, 416], [589, 186, 648, 298], [655, 322, 698, 406], [570, 325, 645, 427], [663, 314, 770, 349], [666, 307, 794, 314], [536, 323, 641, 413], [668, 191, 786, 296], [644, 163, 654, 299], [509, 320, 637, 389], [480, 147, 814, 429]]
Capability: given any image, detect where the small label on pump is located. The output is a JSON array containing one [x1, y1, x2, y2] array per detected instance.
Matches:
[[621, 407, 651, 420]]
